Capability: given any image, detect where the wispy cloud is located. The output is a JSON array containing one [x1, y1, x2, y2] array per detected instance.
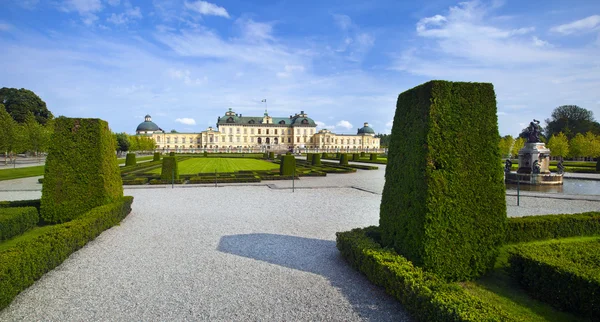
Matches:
[[175, 117, 197, 125], [60, 0, 103, 14], [184, 1, 230, 19], [551, 15, 600, 35], [107, 6, 142, 25], [336, 120, 353, 129]]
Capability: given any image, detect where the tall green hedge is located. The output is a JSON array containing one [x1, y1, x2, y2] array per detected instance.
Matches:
[[370, 153, 378, 161], [0, 207, 38, 242], [506, 212, 600, 243], [125, 153, 136, 166], [321, 152, 327, 159], [169, 151, 175, 156], [153, 152, 161, 161], [268, 151, 275, 160], [360, 152, 366, 157], [306, 153, 314, 163], [160, 156, 179, 181], [352, 153, 360, 161], [312, 153, 322, 166], [340, 153, 349, 165], [380, 81, 506, 281], [336, 152, 341, 159], [40, 118, 124, 224], [280, 155, 296, 175]]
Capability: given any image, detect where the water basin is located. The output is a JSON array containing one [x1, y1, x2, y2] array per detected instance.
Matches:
[[506, 179, 600, 196]]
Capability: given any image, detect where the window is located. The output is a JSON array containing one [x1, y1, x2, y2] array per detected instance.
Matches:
[[275, 129, 278, 135], [174, 137, 178, 143], [310, 138, 313, 143], [197, 138, 201, 144], [236, 128, 240, 134], [353, 139, 356, 144], [229, 137, 233, 142], [288, 138, 291, 143], [296, 137, 300, 142], [279, 120, 285, 124], [287, 129, 291, 135], [251, 128, 255, 134], [251, 137, 255, 143], [157, 137, 161, 142], [296, 129, 300, 135], [167, 138, 170, 143], [303, 137, 306, 143], [237, 137, 240, 142], [229, 128, 232, 134], [258, 129, 262, 134], [303, 129, 307, 135], [182, 137, 186, 144], [244, 128, 247, 134], [227, 117, 234, 123], [266, 129, 269, 135], [244, 137, 247, 142]]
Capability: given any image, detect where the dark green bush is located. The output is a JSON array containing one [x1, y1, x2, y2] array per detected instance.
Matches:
[[380, 81, 506, 281], [160, 156, 179, 181], [360, 152, 365, 157], [203, 151, 208, 157], [508, 240, 600, 319], [321, 152, 327, 158], [37, 178, 43, 184], [0, 196, 133, 310], [352, 153, 360, 161], [40, 118, 124, 224], [336, 152, 341, 159], [153, 152, 161, 161], [125, 153, 136, 166], [280, 155, 296, 176], [506, 212, 600, 243], [149, 178, 185, 185], [0, 207, 38, 242], [340, 153, 349, 165], [369, 153, 377, 161], [306, 153, 314, 163], [312, 153, 322, 166], [0, 199, 40, 211], [268, 152, 275, 160], [336, 227, 515, 321], [122, 177, 148, 185], [169, 152, 175, 156]]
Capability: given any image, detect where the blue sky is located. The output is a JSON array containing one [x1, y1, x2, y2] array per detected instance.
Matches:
[[1, 0, 599, 136]]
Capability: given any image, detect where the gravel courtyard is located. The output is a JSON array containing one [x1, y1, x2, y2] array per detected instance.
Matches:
[[1, 164, 599, 321]]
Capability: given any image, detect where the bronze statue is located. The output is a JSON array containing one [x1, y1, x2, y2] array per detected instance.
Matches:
[[504, 159, 512, 173], [526, 119, 542, 143]]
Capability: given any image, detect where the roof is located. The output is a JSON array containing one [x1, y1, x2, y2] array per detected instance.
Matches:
[[136, 121, 161, 132], [217, 111, 316, 127], [357, 123, 375, 134]]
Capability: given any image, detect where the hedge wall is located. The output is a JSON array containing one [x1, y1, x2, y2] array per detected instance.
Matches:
[[336, 227, 515, 321], [352, 153, 360, 161], [0, 207, 38, 242], [0, 196, 133, 310], [340, 153, 349, 165], [312, 153, 322, 166], [506, 212, 600, 243], [280, 155, 296, 176], [153, 152, 161, 161], [160, 156, 179, 181], [380, 81, 506, 281], [508, 240, 600, 319], [306, 153, 313, 163], [269, 152, 275, 160], [125, 153, 136, 166], [0, 199, 40, 211], [40, 118, 124, 224], [169, 152, 175, 156], [370, 153, 377, 161]]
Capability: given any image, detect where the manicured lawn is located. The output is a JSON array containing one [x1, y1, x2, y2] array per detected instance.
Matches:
[[147, 157, 279, 174], [0, 165, 45, 181]]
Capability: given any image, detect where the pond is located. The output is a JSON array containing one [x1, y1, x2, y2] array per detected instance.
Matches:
[[506, 179, 600, 196]]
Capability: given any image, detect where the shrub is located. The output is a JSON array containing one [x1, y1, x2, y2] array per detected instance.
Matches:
[[321, 152, 327, 158], [268, 152, 275, 160], [125, 153, 137, 166], [306, 153, 313, 163], [339, 153, 349, 165], [597, 159, 600, 172], [352, 153, 360, 161], [336, 152, 341, 159], [122, 177, 148, 185], [280, 155, 296, 176], [160, 156, 179, 181], [0, 207, 38, 242], [360, 152, 366, 157], [153, 152, 160, 161], [506, 212, 600, 243], [203, 151, 208, 157], [0, 197, 133, 310], [312, 153, 322, 166], [169, 152, 175, 156], [370, 153, 377, 161], [380, 81, 506, 281], [40, 118, 123, 224], [0, 199, 40, 211], [336, 227, 515, 321], [508, 240, 600, 319], [149, 178, 185, 184]]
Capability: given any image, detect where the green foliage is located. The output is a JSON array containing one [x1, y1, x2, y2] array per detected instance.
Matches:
[[148, 158, 278, 174], [321, 152, 327, 158], [352, 153, 360, 161], [360, 152, 365, 157], [0, 104, 25, 163], [122, 177, 148, 185], [40, 118, 124, 224], [306, 153, 313, 163], [203, 151, 208, 157], [335, 152, 341, 159], [115, 132, 130, 153], [312, 153, 321, 165], [569, 133, 587, 157], [22, 112, 51, 156], [498, 135, 514, 158], [546, 132, 569, 158], [369, 153, 377, 161], [381, 81, 506, 281], [153, 152, 160, 161], [0, 197, 133, 310], [128, 134, 155, 152], [0, 199, 40, 211], [508, 240, 600, 319], [511, 137, 525, 158], [0, 207, 38, 242], [545, 105, 600, 139], [506, 212, 600, 244], [169, 152, 175, 156], [0, 87, 53, 125], [160, 156, 179, 181], [125, 153, 137, 166], [268, 151, 275, 159], [375, 133, 390, 147], [339, 153, 349, 165], [597, 159, 600, 172], [279, 155, 296, 176], [336, 227, 516, 321]]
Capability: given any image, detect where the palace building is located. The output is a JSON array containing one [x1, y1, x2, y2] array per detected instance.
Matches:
[[136, 109, 380, 153]]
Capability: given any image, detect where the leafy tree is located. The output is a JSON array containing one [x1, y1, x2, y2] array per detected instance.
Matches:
[[22, 112, 50, 160], [0, 87, 54, 125], [498, 135, 514, 158], [115, 133, 130, 153], [585, 132, 600, 158], [546, 132, 569, 158], [569, 133, 588, 158], [545, 105, 600, 139], [375, 133, 391, 147], [170, 129, 178, 133], [511, 137, 525, 158], [0, 104, 25, 165]]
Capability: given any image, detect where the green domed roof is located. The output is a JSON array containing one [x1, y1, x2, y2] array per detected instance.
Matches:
[[136, 115, 161, 132], [357, 123, 375, 134]]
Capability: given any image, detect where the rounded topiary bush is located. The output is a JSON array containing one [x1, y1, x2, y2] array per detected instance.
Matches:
[[312, 153, 322, 166], [125, 153, 137, 166], [340, 153, 349, 165], [153, 152, 161, 162], [370, 153, 378, 161], [321, 152, 327, 159], [269, 152, 275, 159], [306, 153, 314, 163], [161, 156, 179, 181], [280, 155, 296, 175]]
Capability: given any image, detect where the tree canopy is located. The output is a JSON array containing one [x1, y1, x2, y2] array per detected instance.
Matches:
[[0, 87, 54, 125], [544, 105, 600, 139], [375, 133, 390, 147]]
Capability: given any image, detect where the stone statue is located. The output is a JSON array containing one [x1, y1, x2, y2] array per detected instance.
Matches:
[[557, 157, 565, 174], [504, 159, 512, 173], [526, 119, 542, 143], [532, 160, 541, 174]]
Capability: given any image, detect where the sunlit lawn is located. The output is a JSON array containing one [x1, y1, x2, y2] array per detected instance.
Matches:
[[147, 157, 279, 174]]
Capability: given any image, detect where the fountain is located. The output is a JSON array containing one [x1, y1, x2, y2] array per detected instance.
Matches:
[[505, 119, 563, 185]]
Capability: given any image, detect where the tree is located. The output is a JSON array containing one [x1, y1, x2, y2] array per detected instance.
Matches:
[[0, 87, 54, 125], [22, 112, 50, 160], [511, 137, 525, 158], [375, 133, 391, 147], [0, 104, 25, 165], [546, 132, 569, 158], [115, 133, 130, 154], [545, 105, 600, 139], [498, 135, 514, 158], [585, 132, 600, 158], [569, 133, 588, 158], [170, 129, 178, 133]]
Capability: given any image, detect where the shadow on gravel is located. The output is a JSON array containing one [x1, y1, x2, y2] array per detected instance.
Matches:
[[217, 233, 409, 321]]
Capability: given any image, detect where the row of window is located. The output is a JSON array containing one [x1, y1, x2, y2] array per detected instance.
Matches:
[[223, 127, 315, 135], [319, 138, 367, 144], [156, 137, 201, 144]]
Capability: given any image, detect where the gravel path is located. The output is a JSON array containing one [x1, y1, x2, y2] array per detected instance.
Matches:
[[1, 165, 600, 320]]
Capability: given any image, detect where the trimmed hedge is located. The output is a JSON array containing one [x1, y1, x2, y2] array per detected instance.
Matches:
[[169, 152, 175, 156], [125, 153, 136, 166], [149, 178, 185, 185], [153, 152, 161, 161], [306, 153, 314, 163], [268, 152, 275, 160], [336, 152, 341, 159], [508, 240, 600, 319], [506, 212, 600, 244], [339, 153, 349, 165], [0, 196, 133, 310], [41, 118, 124, 224], [0, 207, 38, 242], [0, 199, 41, 211], [352, 153, 360, 161], [380, 81, 506, 281], [160, 156, 179, 181], [280, 155, 296, 176], [312, 153, 322, 166], [370, 153, 377, 161], [122, 177, 148, 185], [336, 227, 515, 321]]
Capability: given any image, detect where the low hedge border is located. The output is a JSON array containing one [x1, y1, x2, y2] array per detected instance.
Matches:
[[0, 207, 38, 242], [0, 199, 41, 211], [506, 212, 600, 244], [189, 176, 261, 184], [336, 227, 515, 321], [122, 177, 149, 185], [0, 196, 133, 310], [507, 240, 600, 319], [149, 179, 185, 185]]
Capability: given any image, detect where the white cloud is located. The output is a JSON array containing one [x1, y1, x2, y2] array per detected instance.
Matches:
[[175, 118, 197, 125], [60, 0, 103, 14], [107, 6, 142, 25], [551, 15, 600, 35], [336, 120, 353, 130], [184, 1, 230, 18], [276, 65, 305, 78], [107, 0, 120, 5], [236, 18, 274, 41], [167, 68, 207, 85], [333, 14, 352, 31], [532, 36, 551, 47]]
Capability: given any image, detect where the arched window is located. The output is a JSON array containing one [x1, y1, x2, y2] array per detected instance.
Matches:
[[249, 119, 255, 124], [302, 119, 308, 124], [279, 120, 285, 124], [227, 117, 234, 123]]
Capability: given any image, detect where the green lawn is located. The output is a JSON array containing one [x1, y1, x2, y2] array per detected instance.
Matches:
[[0, 165, 45, 181], [147, 157, 279, 174]]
